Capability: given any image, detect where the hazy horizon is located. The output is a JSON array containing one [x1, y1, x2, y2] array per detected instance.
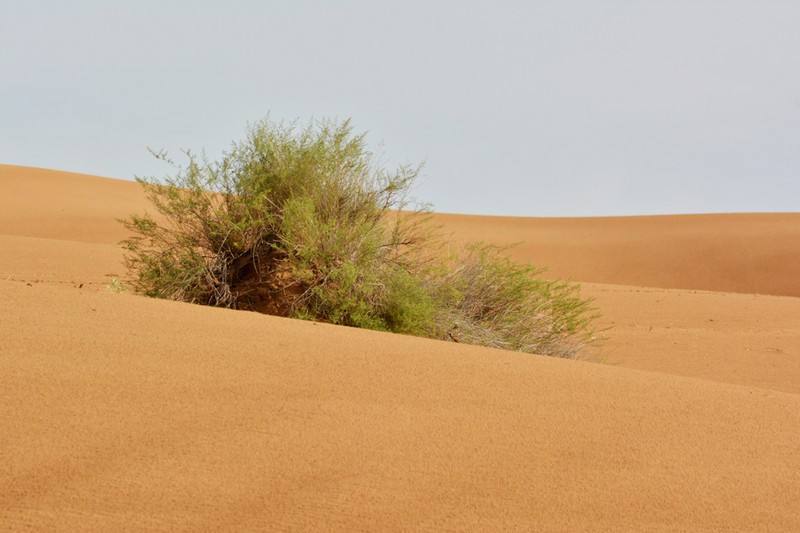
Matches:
[[2, 1, 798, 216]]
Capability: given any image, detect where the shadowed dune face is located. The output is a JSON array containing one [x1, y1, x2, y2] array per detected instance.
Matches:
[[2, 163, 800, 530]]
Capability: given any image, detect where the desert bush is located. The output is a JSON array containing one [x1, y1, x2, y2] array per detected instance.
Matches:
[[122, 118, 596, 357], [429, 244, 596, 357]]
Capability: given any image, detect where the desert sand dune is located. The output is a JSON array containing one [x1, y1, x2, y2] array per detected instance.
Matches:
[[0, 234, 123, 288], [3, 163, 799, 296], [434, 211, 800, 298], [6, 165, 800, 296], [2, 280, 799, 531], [3, 229, 798, 395], [0, 165, 145, 244], [3, 163, 800, 391], [584, 282, 800, 394], [2, 163, 800, 530]]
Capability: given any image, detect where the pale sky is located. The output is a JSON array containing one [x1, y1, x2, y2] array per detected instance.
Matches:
[[2, 1, 798, 216]]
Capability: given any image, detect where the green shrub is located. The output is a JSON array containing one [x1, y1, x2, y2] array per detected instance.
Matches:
[[122, 118, 596, 357], [429, 244, 596, 357]]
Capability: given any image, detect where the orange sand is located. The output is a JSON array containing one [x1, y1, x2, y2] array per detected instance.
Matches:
[[434, 211, 800, 298], [2, 164, 799, 531]]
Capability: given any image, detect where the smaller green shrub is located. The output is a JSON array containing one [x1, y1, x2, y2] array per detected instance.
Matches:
[[429, 244, 596, 357], [106, 277, 128, 293]]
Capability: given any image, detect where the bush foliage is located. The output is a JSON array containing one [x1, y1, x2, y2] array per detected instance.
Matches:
[[122, 119, 596, 357]]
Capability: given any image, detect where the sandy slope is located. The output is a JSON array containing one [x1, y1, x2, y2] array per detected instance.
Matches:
[[2, 163, 800, 530], [434, 211, 800, 298], [584, 283, 800, 394], [0, 165, 145, 244], [3, 280, 800, 531], [4, 164, 800, 297], [2, 163, 799, 392], [3, 230, 798, 396], [0, 234, 123, 288]]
